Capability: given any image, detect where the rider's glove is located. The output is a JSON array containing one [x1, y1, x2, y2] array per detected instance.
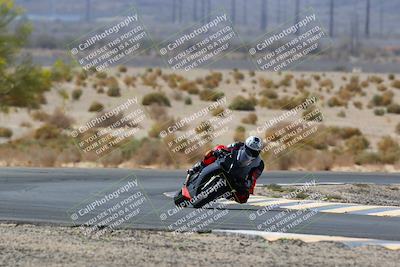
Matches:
[[213, 149, 228, 158], [187, 162, 203, 175]]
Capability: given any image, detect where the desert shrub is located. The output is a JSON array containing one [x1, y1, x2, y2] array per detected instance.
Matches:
[[377, 84, 387, 91], [184, 97, 192, 105], [257, 97, 271, 108], [96, 72, 107, 79], [273, 93, 310, 110], [142, 93, 171, 106], [241, 113, 258, 124], [249, 70, 256, 77], [259, 89, 278, 99], [199, 89, 224, 101], [132, 139, 175, 166], [327, 96, 345, 107], [360, 80, 369, 88], [232, 70, 245, 81], [107, 86, 121, 97], [279, 74, 293, 87], [353, 101, 363, 109], [368, 75, 383, 84], [296, 79, 311, 91], [355, 151, 381, 165], [346, 76, 361, 91], [0, 127, 12, 138], [51, 59, 73, 82], [388, 74, 395, 80], [370, 91, 393, 106], [211, 106, 225, 117], [377, 136, 400, 164], [141, 73, 158, 88], [396, 123, 400, 135], [203, 72, 223, 89], [391, 80, 400, 89], [374, 108, 385, 116], [118, 65, 127, 73], [229, 96, 256, 111], [233, 126, 246, 142], [88, 101, 104, 112], [123, 76, 136, 87], [337, 110, 346, 118], [57, 89, 69, 101], [46, 108, 74, 129], [313, 74, 321, 81], [387, 103, 400, 114], [71, 89, 83, 100], [34, 124, 61, 139], [319, 79, 334, 89], [31, 110, 50, 122], [333, 127, 362, 139], [1, 63, 52, 109], [345, 135, 369, 153], [259, 78, 275, 89], [179, 81, 198, 93], [148, 123, 164, 138]]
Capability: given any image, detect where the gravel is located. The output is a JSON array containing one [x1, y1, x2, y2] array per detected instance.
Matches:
[[0, 223, 399, 267], [257, 184, 400, 206]]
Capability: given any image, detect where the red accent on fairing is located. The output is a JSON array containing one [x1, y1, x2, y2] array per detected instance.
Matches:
[[202, 145, 229, 166], [182, 186, 192, 200], [213, 144, 228, 151], [203, 155, 217, 165]]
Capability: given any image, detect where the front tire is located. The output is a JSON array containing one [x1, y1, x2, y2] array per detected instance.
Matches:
[[174, 190, 189, 207], [191, 178, 228, 208]]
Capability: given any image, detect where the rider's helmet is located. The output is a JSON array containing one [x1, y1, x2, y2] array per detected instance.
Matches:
[[237, 136, 263, 167], [244, 136, 263, 158]]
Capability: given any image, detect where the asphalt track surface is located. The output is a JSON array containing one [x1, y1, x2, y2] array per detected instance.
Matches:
[[0, 167, 400, 241]]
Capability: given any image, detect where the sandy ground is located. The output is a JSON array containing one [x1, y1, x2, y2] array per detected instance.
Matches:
[[1, 67, 399, 147], [0, 224, 399, 267], [257, 184, 400, 206]]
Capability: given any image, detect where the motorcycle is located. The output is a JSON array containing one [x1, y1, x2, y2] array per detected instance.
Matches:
[[174, 149, 247, 208]]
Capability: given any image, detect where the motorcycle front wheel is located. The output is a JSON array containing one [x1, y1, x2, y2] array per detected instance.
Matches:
[[191, 176, 229, 208]]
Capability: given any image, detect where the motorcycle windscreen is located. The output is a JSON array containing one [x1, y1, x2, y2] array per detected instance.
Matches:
[[236, 147, 256, 167]]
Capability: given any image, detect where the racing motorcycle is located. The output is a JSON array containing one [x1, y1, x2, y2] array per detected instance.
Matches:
[[174, 148, 253, 208]]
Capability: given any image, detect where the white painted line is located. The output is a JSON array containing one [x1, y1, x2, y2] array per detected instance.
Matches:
[[212, 230, 400, 250], [256, 182, 346, 187], [366, 209, 400, 217], [320, 205, 385, 214], [283, 201, 337, 210]]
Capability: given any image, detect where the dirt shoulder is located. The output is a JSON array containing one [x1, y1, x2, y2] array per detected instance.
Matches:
[[256, 184, 400, 206], [0, 224, 399, 267]]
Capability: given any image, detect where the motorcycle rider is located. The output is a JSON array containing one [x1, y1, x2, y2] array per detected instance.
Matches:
[[187, 136, 264, 204]]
